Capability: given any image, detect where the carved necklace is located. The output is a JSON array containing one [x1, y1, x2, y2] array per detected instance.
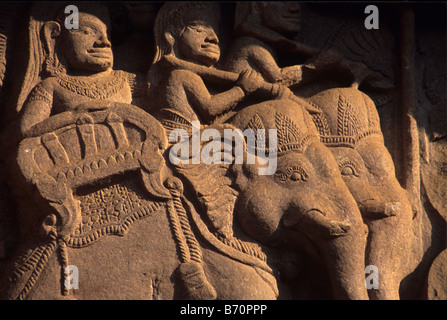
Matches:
[[57, 70, 127, 100]]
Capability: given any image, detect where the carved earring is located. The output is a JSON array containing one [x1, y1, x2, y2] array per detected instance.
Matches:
[[43, 54, 65, 77], [42, 21, 65, 76]]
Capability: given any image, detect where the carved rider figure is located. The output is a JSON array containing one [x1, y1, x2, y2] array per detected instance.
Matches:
[[19, 3, 147, 135], [147, 2, 270, 133]]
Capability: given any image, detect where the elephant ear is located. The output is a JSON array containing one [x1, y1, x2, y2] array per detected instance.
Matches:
[[171, 124, 239, 240]]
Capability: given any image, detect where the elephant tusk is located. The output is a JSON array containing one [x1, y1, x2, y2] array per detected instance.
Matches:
[[358, 200, 400, 219], [283, 209, 351, 239]]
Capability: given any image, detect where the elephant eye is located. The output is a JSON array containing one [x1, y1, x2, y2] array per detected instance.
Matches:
[[338, 160, 359, 177], [290, 171, 305, 181], [276, 165, 308, 182]]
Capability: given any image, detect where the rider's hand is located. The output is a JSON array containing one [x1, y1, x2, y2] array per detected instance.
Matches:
[[236, 69, 265, 95]]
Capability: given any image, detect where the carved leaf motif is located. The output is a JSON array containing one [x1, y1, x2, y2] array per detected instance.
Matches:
[[311, 112, 331, 136], [337, 94, 360, 137], [317, 16, 396, 107], [9, 240, 57, 300], [246, 113, 266, 149], [275, 111, 302, 148], [342, 24, 395, 80], [0, 33, 5, 88]]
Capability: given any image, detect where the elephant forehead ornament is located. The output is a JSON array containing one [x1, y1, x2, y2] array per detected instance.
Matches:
[[241, 98, 321, 155], [308, 87, 383, 147]]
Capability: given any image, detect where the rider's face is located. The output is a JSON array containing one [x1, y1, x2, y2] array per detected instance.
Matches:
[[177, 20, 220, 67], [60, 13, 113, 72]]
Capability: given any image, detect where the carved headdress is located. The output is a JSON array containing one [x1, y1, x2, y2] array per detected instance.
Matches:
[[229, 99, 321, 156], [307, 87, 383, 148]]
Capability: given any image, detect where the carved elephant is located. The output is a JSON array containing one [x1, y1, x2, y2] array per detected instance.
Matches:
[[2, 100, 370, 300], [168, 98, 375, 299], [0, 102, 279, 300], [219, 99, 370, 299], [308, 87, 415, 299]]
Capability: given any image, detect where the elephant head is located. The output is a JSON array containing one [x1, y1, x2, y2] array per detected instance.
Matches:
[[308, 87, 414, 299], [171, 99, 369, 299]]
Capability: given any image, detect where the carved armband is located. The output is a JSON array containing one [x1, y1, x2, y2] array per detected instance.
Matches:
[[27, 83, 52, 105]]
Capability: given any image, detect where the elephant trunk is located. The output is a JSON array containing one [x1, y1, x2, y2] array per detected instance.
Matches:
[[318, 224, 369, 300], [286, 195, 370, 299]]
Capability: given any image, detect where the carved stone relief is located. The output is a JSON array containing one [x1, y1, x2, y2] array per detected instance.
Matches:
[[0, 1, 445, 301]]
